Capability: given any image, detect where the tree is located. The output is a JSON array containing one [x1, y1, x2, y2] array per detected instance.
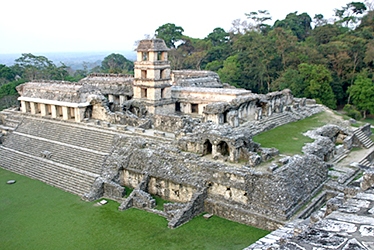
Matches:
[[347, 73, 374, 117], [155, 23, 184, 48], [313, 14, 327, 27], [274, 12, 312, 40], [334, 2, 367, 28], [13, 53, 69, 81], [206, 28, 229, 46], [245, 10, 272, 32], [101, 53, 134, 74], [0, 64, 16, 85], [275, 64, 336, 108]]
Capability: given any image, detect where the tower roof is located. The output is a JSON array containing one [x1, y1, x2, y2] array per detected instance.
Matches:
[[135, 39, 170, 52]]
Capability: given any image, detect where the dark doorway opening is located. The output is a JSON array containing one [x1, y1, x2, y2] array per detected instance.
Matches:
[[217, 141, 230, 156], [203, 140, 213, 155]]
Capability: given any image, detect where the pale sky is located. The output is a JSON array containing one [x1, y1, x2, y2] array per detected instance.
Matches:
[[0, 0, 356, 54]]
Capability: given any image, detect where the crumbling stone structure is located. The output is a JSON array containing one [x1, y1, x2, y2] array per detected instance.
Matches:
[[2, 38, 357, 233]]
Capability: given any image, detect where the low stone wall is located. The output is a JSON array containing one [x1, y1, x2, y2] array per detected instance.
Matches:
[[168, 188, 207, 228], [152, 114, 189, 133], [204, 199, 284, 231]]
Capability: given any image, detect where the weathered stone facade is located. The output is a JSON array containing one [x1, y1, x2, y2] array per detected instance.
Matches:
[[4, 37, 373, 237]]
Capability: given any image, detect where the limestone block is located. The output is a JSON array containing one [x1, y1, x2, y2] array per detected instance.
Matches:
[[260, 147, 279, 162], [247, 152, 262, 167], [361, 170, 374, 191]]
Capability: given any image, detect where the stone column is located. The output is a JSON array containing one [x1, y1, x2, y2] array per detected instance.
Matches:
[[62, 106, 71, 120], [74, 107, 85, 122], [108, 95, 114, 103], [119, 95, 126, 105], [40, 103, 48, 116], [30, 102, 38, 114], [212, 144, 218, 157], [20, 101, 27, 113], [184, 103, 191, 114], [51, 105, 59, 118]]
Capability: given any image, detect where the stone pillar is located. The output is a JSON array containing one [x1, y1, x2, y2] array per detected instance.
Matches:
[[62, 106, 71, 120], [108, 95, 114, 103], [20, 101, 27, 113], [40, 103, 48, 116], [30, 102, 38, 114], [120, 95, 126, 105], [212, 144, 218, 157], [229, 149, 238, 163], [184, 103, 191, 114], [74, 107, 85, 122], [51, 105, 59, 118]]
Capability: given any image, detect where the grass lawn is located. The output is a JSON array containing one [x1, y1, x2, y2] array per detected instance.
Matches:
[[363, 117, 374, 126], [253, 111, 331, 155], [0, 168, 269, 250]]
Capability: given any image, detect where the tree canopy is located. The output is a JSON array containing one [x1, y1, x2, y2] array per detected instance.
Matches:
[[152, 1, 374, 116]]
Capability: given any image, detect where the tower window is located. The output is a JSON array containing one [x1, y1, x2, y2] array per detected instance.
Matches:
[[160, 69, 166, 79], [141, 70, 147, 79], [142, 52, 148, 61], [141, 88, 148, 98]]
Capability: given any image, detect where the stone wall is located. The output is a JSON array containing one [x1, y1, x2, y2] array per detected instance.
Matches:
[[152, 114, 188, 132], [79, 73, 134, 96], [245, 154, 328, 220], [171, 70, 223, 88], [84, 133, 328, 230]]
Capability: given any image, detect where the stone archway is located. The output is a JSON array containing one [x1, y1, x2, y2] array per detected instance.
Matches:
[[217, 141, 230, 156]]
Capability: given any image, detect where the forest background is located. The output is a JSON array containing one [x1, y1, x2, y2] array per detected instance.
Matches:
[[0, 1, 373, 119]]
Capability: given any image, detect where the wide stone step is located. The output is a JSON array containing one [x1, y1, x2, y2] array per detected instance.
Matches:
[[16, 118, 115, 152], [0, 152, 94, 194], [3, 133, 105, 175], [0, 147, 98, 196]]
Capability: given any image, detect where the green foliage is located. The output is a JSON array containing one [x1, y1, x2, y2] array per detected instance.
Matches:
[[101, 53, 134, 74], [155, 23, 184, 48], [0, 64, 16, 85], [274, 12, 312, 40], [0, 79, 26, 110], [0, 168, 269, 249], [275, 64, 336, 108], [343, 104, 363, 120], [13, 53, 69, 81], [347, 72, 374, 117]]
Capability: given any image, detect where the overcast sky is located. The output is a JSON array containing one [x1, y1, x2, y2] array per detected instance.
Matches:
[[0, 0, 355, 54]]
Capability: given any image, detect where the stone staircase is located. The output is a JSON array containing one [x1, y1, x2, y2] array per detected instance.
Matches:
[[249, 113, 293, 136], [0, 147, 98, 195], [359, 158, 373, 168], [0, 110, 23, 131], [332, 149, 350, 164], [16, 117, 115, 152], [0, 115, 117, 196], [3, 132, 106, 175], [353, 128, 374, 149]]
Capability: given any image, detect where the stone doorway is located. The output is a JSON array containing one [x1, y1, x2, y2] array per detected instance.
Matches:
[[217, 141, 230, 156], [203, 140, 212, 155]]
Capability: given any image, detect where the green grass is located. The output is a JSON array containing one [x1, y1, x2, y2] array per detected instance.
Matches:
[[363, 117, 374, 126], [0, 168, 269, 250], [253, 112, 330, 155]]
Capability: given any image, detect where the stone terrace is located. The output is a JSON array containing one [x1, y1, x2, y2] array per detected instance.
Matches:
[[0, 115, 118, 196]]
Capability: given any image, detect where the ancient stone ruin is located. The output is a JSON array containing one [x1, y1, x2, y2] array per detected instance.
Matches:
[[1, 38, 374, 248]]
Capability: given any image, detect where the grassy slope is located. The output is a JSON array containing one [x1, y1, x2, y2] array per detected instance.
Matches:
[[0, 168, 269, 250], [253, 112, 331, 155]]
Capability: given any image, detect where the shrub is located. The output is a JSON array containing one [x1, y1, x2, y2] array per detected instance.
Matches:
[[343, 104, 362, 120]]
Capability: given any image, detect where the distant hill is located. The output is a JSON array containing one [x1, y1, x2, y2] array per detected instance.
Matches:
[[0, 51, 137, 70]]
